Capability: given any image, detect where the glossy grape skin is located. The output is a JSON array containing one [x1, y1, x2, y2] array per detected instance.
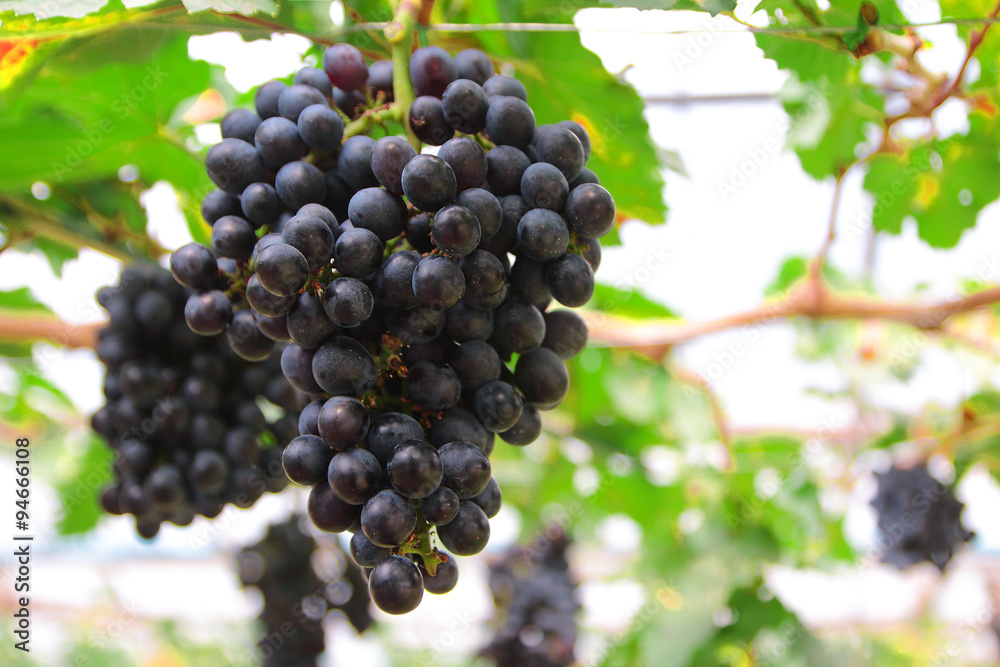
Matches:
[[441, 79, 489, 134], [473, 380, 523, 433], [402, 154, 458, 212], [534, 125, 586, 181], [437, 501, 490, 556], [438, 137, 488, 193], [437, 441, 491, 499], [255, 242, 309, 297], [483, 74, 527, 100], [369, 555, 423, 614], [317, 395, 370, 450], [499, 402, 542, 446], [297, 103, 344, 151], [282, 435, 334, 486], [254, 116, 307, 169], [371, 136, 417, 196], [546, 253, 595, 307], [388, 439, 443, 499], [170, 243, 217, 290], [328, 447, 383, 505], [184, 291, 232, 336], [361, 490, 417, 547], [455, 188, 502, 239], [410, 46, 457, 98], [323, 43, 369, 92], [221, 108, 261, 144], [432, 205, 481, 257], [455, 48, 494, 85], [312, 336, 378, 396], [412, 255, 466, 310], [484, 96, 535, 149], [206, 139, 265, 194], [409, 96, 455, 146], [514, 347, 570, 410], [348, 187, 408, 241]]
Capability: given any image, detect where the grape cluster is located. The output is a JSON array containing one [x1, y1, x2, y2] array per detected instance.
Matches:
[[481, 526, 579, 667], [174, 41, 610, 614], [238, 515, 373, 667], [92, 264, 304, 538], [871, 462, 974, 571]]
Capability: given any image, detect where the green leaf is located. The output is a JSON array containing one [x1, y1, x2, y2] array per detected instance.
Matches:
[[55, 435, 113, 535], [180, 0, 276, 15], [0, 0, 110, 20], [0, 287, 53, 314], [590, 283, 678, 320], [863, 115, 1000, 248], [22, 237, 80, 277]]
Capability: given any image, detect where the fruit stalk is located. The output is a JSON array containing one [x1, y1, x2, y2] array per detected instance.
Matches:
[[385, 0, 423, 150]]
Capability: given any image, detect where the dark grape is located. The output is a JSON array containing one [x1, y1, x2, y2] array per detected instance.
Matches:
[[542, 310, 588, 359], [368, 59, 394, 101], [312, 336, 377, 396], [455, 49, 494, 85], [318, 396, 370, 450], [293, 65, 334, 96], [338, 136, 379, 190], [206, 138, 265, 194], [442, 79, 489, 134], [455, 188, 502, 239], [408, 360, 461, 412], [334, 227, 383, 278], [473, 381, 523, 432], [240, 182, 281, 228], [287, 292, 339, 349], [254, 116, 307, 169], [485, 96, 535, 149], [371, 136, 417, 196], [374, 250, 420, 309], [438, 137, 488, 192], [170, 243, 217, 290], [483, 74, 527, 100], [409, 95, 454, 146], [298, 103, 345, 151], [201, 189, 241, 225], [421, 486, 460, 525], [221, 108, 262, 144], [432, 205, 481, 257], [184, 291, 232, 336], [470, 477, 501, 518], [365, 412, 425, 466], [410, 46, 457, 98], [565, 183, 616, 237], [329, 447, 383, 504], [348, 187, 408, 241], [256, 242, 309, 297], [308, 481, 362, 533], [438, 441, 491, 499], [388, 439, 443, 499], [516, 208, 569, 262], [514, 348, 569, 409], [323, 43, 369, 92], [535, 125, 586, 181], [449, 339, 501, 390], [278, 84, 327, 122], [369, 555, 423, 614], [275, 161, 326, 210], [282, 213, 335, 270], [361, 490, 416, 547], [282, 434, 333, 485], [546, 253, 595, 307], [437, 501, 490, 555], [521, 162, 569, 211], [486, 145, 531, 196], [412, 255, 465, 309], [499, 402, 542, 446]]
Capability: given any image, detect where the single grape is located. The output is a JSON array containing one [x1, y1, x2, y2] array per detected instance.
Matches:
[[275, 161, 326, 210], [184, 291, 232, 335], [514, 347, 570, 409], [437, 441, 491, 499], [323, 43, 369, 92], [255, 242, 309, 297], [293, 65, 334, 96], [361, 490, 417, 547], [328, 447, 383, 505], [322, 277, 373, 328], [485, 96, 535, 150], [558, 119, 592, 162], [470, 477, 502, 518], [410, 46, 457, 98], [373, 250, 420, 309], [542, 309, 588, 359], [455, 48, 493, 85], [369, 555, 423, 614], [297, 103, 345, 151], [535, 125, 586, 181], [409, 96, 455, 146], [438, 137, 488, 193], [311, 336, 377, 396], [498, 402, 542, 446], [428, 408, 489, 451], [317, 396, 370, 450], [221, 108, 262, 144], [227, 308, 275, 361], [281, 343, 325, 394], [473, 380, 523, 432], [455, 188, 502, 239], [278, 84, 327, 122], [282, 435, 334, 486], [441, 79, 489, 134], [402, 154, 457, 212], [201, 189, 241, 225], [494, 301, 545, 353], [565, 183, 616, 237], [350, 530, 391, 567], [408, 361, 461, 412], [516, 208, 569, 262], [368, 59, 394, 101], [254, 80, 287, 119], [348, 187, 408, 241], [254, 116, 307, 169], [412, 255, 465, 310], [449, 339, 501, 390], [371, 136, 417, 196], [338, 136, 379, 190], [170, 243, 217, 290], [432, 205, 481, 257], [206, 139, 265, 194], [308, 481, 362, 533], [282, 214, 335, 270], [546, 253, 595, 307], [485, 145, 531, 196], [388, 439, 443, 499], [287, 292, 339, 349], [520, 162, 569, 211], [482, 74, 527, 100], [334, 227, 383, 278], [365, 412, 425, 466], [437, 501, 490, 556]]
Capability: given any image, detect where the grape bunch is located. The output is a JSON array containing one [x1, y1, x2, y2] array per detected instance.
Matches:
[[481, 526, 579, 667], [871, 462, 974, 571], [92, 264, 304, 538], [238, 515, 373, 667], [173, 40, 611, 614]]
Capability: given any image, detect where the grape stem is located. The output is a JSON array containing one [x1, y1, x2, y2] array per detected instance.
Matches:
[[384, 0, 425, 150], [342, 104, 405, 140], [398, 512, 440, 576], [0, 312, 101, 349]]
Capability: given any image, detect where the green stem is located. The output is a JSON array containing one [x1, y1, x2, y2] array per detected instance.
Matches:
[[1, 197, 160, 263], [398, 512, 440, 575], [385, 1, 423, 150], [343, 104, 404, 140]]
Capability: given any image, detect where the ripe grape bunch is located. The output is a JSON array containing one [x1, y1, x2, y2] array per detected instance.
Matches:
[[238, 515, 372, 667], [173, 40, 613, 614], [92, 264, 304, 538], [481, 526, 579, 667], [871, 461, 974, 571]]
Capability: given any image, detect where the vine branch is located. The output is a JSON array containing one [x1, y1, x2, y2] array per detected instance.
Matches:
[[0, 312, 101, 349], [587, 280, 1000, 361]]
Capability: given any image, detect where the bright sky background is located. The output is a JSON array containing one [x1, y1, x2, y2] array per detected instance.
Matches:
[[4, 0, 1000, 663]]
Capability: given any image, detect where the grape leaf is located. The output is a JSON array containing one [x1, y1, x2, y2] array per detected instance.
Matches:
[[863, 115, 1000, 248], [55, 434, 112, 536], [0, 0, 109, 19], [0, 287, 53, 314], [590, 283, 677, 319], [180, 0, 276, 15]]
